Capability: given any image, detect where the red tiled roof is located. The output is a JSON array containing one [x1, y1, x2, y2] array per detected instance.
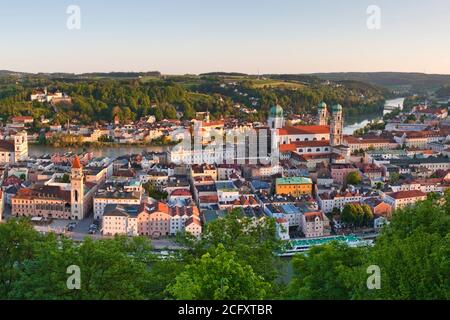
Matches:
[[12, 116, 33, 122], [280, 144, 297, 152], [203, 120, 225, 127], [304, 211, 323, 222], [345, 136, 394, 145], [0, 141, 14, 152], [169, 206, 199, 217], [199, 195, 219, 203], [14, 186, 71, 203], [293, 140, 330, 148], [170, 189, 192, 197], [280, 140, 330, 152], [186, 217, 202, 226], [387, 190, 427, 200], [278, 125, 330, 136]]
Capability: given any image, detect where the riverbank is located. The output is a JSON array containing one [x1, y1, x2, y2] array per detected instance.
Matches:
[[32, 140, 178, 149], [343, 97, 405, 135], [28, 144, 169, 158]]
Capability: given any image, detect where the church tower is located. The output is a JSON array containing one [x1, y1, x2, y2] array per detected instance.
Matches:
[[330, 104, 344, 146], [317, 102, 328, 126], [268, 105, 285, 130], [71, 156, 84, 220], [14, 131, 28, 163], [268, 105, 284, 164]]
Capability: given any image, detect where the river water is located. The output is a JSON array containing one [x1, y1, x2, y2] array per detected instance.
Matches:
[[343, 97, 404, 135], [29, 145, 167, 158]]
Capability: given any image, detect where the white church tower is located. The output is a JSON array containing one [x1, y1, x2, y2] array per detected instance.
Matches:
[[14, 131, 28, 163], [268, 105, 285, 130], [268, 105, 284, 164], [330, 104, 344, 146], [70, 156, 84, 220], [317, 102, 328, 126]]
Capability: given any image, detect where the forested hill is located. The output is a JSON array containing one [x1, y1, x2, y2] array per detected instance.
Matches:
[[312, 72, 450, 93], [0, 72, 390, 125]]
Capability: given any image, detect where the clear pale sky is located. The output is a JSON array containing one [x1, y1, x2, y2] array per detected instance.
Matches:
[[1, 0, 449, 74]]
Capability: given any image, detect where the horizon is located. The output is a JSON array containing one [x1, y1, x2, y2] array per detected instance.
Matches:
[[4, 70, 450, 77], [2, 0, 450, 74]]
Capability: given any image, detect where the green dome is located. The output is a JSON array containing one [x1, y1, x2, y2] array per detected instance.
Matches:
[[318, 102, 327, 109], [269, 105, 284, 118], [331, 104, 343, 113]]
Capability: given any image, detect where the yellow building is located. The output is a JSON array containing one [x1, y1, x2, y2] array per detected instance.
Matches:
[[275, 177, 313, 197]]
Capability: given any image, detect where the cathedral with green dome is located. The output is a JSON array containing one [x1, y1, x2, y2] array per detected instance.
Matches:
[[268, 105, 285, 130], [269, 105, 284, 118]]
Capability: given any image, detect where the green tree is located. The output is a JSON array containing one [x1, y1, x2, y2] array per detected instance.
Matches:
[[2, 220, 157, 300], [406, 114, 417, 122], [181, 101, 196, 120], [143, 182, 168, 201], [287, 242, 366, 300], [356, 231, 450, 300], [0, 219, 41, 297], [361, 204, 374, 227], [167, 244, 270, 300], [389, 172, 400, 184], [346, 171, 361, 185], [183, 209, 282, 288], [61, 174, 70, 183]]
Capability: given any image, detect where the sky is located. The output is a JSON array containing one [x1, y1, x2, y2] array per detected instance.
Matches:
[[1, 0, 450, 74]]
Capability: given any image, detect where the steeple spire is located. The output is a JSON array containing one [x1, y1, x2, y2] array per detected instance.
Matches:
[[72, 155, 82, 169]]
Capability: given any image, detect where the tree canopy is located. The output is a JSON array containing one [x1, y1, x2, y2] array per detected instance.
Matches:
[[0, 192, 448, 300]]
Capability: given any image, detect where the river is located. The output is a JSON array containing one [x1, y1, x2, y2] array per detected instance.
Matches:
[[28, 145, 167, 159], [343, 97, 405, 135]]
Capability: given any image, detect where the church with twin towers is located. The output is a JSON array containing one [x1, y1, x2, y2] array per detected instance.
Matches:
[[269, 102, 350, 167]]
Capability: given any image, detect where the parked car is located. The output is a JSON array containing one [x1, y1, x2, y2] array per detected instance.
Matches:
[[66, 222, 77, 232]]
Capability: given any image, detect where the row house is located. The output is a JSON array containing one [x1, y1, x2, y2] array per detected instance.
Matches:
[[384, 190, 427, 210], [102, 204, 139, 236], [301, 212, 326, 238], [330, 163, 360, 185], [169, 205, 200, 236], [190, 164, 218, 181], [359, 163, 385, 181], [344, 136, 398, 153], [317, 191, 363, 213], [136, 202, 202, 239], [219, 194, 259, 210], [217, 164, 242, 180], [394, 131, 445, 148], [93, 189, 141, 220]]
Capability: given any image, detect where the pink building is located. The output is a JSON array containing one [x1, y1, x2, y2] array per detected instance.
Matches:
[[330, 164, 360, 185], [137, 202, 171, 238]]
